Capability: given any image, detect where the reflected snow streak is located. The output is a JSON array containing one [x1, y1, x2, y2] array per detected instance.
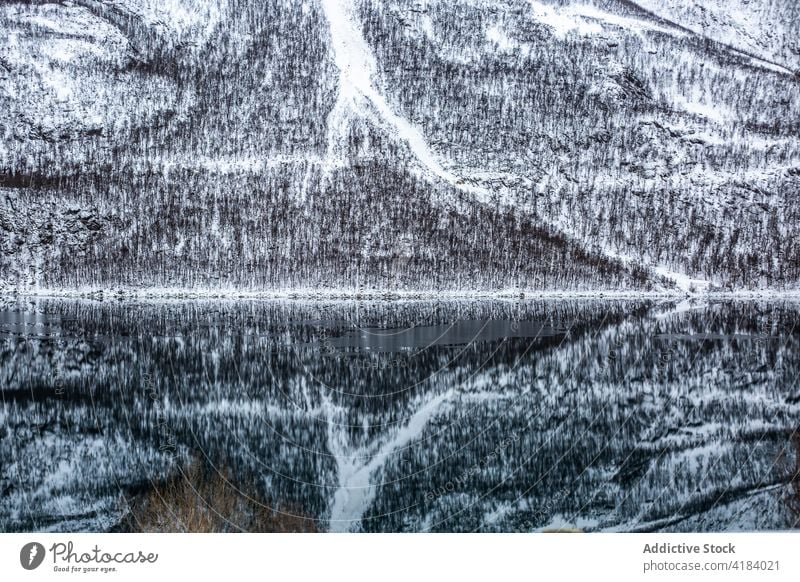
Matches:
[[0, 298, 798, 532]]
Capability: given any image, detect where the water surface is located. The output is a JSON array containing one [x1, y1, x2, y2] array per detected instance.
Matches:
[[1, 298, 798, 532]]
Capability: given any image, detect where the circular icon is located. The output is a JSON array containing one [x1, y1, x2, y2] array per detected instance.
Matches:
[[20, 542, 46, 570]]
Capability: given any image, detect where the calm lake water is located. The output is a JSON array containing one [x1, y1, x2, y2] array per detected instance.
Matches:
[[1, 298, 799, 532]]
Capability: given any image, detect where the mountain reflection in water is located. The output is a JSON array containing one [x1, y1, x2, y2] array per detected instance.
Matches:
[[1, 298, 798, 532]]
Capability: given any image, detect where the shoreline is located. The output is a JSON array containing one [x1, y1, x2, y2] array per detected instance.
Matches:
[[3, 287, 800, 301]]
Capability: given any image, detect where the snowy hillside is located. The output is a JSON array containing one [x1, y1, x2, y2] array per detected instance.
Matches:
[[633, 0, 800, 70], [1, 0, 799, 293]]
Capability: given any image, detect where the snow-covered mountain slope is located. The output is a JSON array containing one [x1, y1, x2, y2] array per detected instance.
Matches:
[[1, 299, 798, 532], [1, 0, 798, 292], [630, 0, 800, 71]]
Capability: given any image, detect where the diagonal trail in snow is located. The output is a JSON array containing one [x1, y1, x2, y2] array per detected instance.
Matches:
[[321, 0, 577, 214], [320, 0, 701, 292], [321, 0, 459, 182], [602, 247, 710, 294]]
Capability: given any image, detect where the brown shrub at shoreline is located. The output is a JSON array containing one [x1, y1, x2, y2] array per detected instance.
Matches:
[[119, 461, 317, 533]]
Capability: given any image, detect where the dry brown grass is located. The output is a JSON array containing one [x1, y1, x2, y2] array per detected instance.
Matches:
[[119, 460, 318, 533]]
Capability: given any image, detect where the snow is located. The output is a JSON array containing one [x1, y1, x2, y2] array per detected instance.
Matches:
[[322, 0, 701, 286], [319, 0, 742, 295], [322, 0, 537, 216], [596, 245, 711, 294], [99, 0, 226, 43], [418, 13, 436, 42], [2, 0, 798, 295], [33, 64, 73, 102], [483, 502, 512, 525], [605, 483, 787, 533], [326, 389, 453, 531], [540, 513, 599, 531], [672, 94, 727, 124], [527, 1, 682, 40], [21, 11, 125, 45], [653, 298, 708, 320], [485, 25, 520, 53], [9, 282, 800, 301], [0, 1, 166, 154], [157, 153, 328, 176], [687, 131, 726, 146], [2, 298, 797, 532], [634, 0, 799, 74], [652, 266, 711, 294], [749, 57, 795, 76], [528, 1, 603, 39]]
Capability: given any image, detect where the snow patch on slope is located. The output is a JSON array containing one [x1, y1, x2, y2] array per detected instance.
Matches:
[[633, 0, 799, 72], [485, 25, 521, 53], [602, 247, 710, 294], [99, 0, 227, 44], [528, 1, 683, 40], [321, 0, 458, 184], [672, 94, 727, 124]]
